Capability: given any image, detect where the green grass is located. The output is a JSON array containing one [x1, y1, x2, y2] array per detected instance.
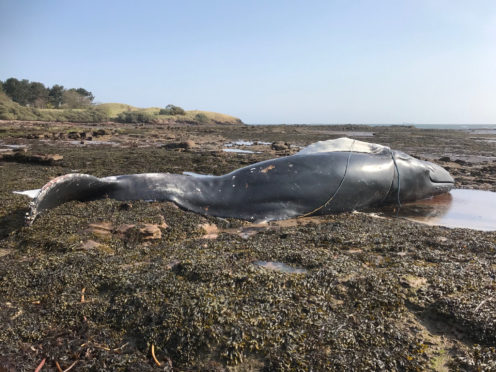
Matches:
[[0, 91, 39, 121]]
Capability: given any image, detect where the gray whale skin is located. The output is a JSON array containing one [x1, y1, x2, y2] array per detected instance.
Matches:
[[29, 138, 454, 222]]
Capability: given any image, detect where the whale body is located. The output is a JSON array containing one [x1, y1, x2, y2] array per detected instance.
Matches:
[[27, 138, 454, 222]]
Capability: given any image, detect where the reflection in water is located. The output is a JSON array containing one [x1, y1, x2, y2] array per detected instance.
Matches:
[[379, 189, 496, 231], [254, 261, 307, 274]]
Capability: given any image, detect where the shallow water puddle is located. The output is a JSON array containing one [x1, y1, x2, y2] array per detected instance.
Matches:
[[254, 261, 307, 274], [222, 148, 258, 154], [224, 140, 272, 147], [68, 140, 119, 146], [379, 189, 496, 231]]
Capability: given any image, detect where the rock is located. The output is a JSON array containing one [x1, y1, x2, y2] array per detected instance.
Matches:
[[81, 240, 102, 250], [68, 131, 79, 139], [138, 224, 162, 240], [92, 129, 108, 137], [118, 202, 133, 211], [400, 275, 427, 290], [0, 152, 63, 165], [0, 150, 15, 160], [79, 132, 87, 139], [454, 159, 467, 165], [90, 222, 163, 241], [162, 140, 196, 150], [200, 223, 219, 239], [271, 141, 290, 151], [115, 224, 136, 236], [87, 222, 114, 238], [26, 134, 43, 139], [117, 223, 163, 240], [158, 215, 169, 229], [38, 154, 63, 163], [439, 156, 451, 162]]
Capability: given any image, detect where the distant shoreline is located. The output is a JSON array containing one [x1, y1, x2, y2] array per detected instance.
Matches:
[[247, 123, 496, 130]]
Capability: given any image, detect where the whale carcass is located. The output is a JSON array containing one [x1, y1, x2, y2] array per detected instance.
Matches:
[[25, 138, 454, 223]]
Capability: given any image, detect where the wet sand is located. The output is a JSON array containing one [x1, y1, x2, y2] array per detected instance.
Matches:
[[0, 120, 495, 370]]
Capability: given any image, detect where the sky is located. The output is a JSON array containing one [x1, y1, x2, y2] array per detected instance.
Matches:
[[1, 0, 495, 124]]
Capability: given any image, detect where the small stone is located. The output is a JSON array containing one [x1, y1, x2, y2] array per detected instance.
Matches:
[[271, 141, 290, 151], [115, 224, 136, 236]]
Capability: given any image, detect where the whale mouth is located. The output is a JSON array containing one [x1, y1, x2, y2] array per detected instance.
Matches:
[[427, 162, 454, 184]]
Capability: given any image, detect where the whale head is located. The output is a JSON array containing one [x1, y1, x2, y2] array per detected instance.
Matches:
[[390, 151, 454, 203]]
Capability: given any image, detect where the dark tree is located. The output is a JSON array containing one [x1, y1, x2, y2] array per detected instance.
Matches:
[[48, 84, 64, 108], [28, 82, 49, 107], [74, 88, 94, 102], [3, 78, 31, 105]]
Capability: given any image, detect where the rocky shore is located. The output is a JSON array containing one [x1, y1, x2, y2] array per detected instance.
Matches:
[[0, 121, 495, 370]]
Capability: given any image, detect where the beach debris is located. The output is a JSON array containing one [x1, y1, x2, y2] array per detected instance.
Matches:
[[34, 358, 46, 372], [151, 344, 161, 366]]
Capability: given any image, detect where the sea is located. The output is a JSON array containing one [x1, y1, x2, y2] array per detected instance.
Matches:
[[398, 124, 496, 131], [252, 123, 496, 130]]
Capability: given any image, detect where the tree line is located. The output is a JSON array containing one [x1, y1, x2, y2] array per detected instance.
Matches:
[[0, 77, 94, 109]]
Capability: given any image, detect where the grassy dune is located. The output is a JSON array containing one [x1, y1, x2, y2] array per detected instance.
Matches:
[[0, 94, 243, 125], [97, 102, 243, 125], [96, 103, 157, 117]]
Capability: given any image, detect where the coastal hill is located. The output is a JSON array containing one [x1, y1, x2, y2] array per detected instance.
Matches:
[[0, 90, 243, 125], [96, 102, 243, 125]]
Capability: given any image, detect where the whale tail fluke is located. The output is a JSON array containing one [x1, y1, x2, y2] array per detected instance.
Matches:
[[28, 173, 117, 224]]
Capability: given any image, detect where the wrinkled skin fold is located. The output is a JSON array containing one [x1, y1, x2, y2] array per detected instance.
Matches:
[[28, 138, 454, 223]]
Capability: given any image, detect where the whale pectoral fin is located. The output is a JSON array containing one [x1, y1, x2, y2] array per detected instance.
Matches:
[[29, 173, 117, 223]]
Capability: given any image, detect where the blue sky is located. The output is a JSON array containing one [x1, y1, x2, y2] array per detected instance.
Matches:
[[1, 0, 495, 124]]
